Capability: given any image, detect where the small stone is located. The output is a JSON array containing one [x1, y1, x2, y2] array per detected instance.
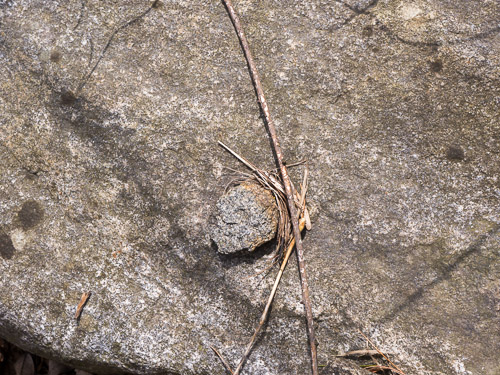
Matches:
[[210, 181, 278, 254]]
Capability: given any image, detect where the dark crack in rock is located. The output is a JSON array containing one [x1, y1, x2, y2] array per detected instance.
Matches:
[[211, 181, 278, 254]]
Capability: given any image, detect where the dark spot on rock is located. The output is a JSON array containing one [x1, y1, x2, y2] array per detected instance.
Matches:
[[50, 50, 61, 63], [152, 0, 162, 8], [446, 145, 465, 161], [112, 341, 122, 352], [60, 90, 77, 106], [17, 200, 44, 230], [362, 26, 373, 37], [0, 230, 15, 259], [430, 59, 443, 72]]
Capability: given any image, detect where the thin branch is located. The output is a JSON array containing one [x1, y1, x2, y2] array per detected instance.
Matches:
[[221, 1, 318, 374]]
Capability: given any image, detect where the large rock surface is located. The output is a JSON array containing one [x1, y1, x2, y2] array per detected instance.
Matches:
[[1, 0, 499, 374]]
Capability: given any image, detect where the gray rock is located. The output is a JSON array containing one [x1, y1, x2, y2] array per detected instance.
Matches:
[[0, 0, 499, 375], [210, 181, 278, 254]]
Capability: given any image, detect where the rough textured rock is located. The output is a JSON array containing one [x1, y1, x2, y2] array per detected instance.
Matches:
[[210, 181, 278, 254], [0, 0, 499, 374]]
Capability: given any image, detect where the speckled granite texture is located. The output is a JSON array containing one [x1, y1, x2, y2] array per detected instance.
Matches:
[[0, 0, 499, 374]]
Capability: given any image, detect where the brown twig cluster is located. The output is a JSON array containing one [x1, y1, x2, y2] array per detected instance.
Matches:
[[214, 1, 318, 374], [214, 142, 310, 374], [219, 142, 311, 260]]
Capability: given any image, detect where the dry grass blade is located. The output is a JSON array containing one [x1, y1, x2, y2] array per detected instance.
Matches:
[[297, 166, 312, 230], [219, 142, 292, 258], [232, 218, 306, 374], [210, 346, 234, 375], [219, 142, 293, 200], [218, 141, 259, 172], [222, 166, 253, 178], [363, 365, 406, 375], [336, 349, 387, 358], [358, 330, 406, 375]]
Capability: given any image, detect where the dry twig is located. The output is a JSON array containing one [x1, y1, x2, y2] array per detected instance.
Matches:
[[220, 1, 318, 374], [74, 291, 91, 320]]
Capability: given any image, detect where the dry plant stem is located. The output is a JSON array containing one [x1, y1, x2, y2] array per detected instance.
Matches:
[[336, 349, 388, 358], [75, 291, 91, 320], [358, 330, 406, 375], [365, 365, 406, 375], [222, 1, 318, 374], [220, 140, 304, 210], [210, 346, 234, 375], [233, 219, 306, 374]]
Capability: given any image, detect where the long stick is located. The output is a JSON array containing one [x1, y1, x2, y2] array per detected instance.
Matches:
[[221, 2, 318, 374]]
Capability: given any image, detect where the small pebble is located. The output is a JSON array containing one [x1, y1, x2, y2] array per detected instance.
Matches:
[[210, 181, 278, 254]]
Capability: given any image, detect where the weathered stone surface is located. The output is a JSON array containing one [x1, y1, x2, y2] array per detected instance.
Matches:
[[0, 0, 499, 374], [210, 181, 278, 254]]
